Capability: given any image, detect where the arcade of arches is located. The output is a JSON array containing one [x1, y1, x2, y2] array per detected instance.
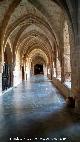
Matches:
[[0, 1, 80, 109], [0, 0, 80, 140], [0, 0, 80, 142]]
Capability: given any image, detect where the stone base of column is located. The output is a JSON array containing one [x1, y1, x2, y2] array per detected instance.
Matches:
[[72, 88, 80, 112], [75, 100, 80, 111]]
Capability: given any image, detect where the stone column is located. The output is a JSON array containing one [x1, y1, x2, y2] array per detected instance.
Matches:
[[43, 64, 47, 76], [25, 58, 31, 81], [0, 60, 2, 95], [61, 50, 65, 83], [0, 46, 3, 95], [13, 52, 22, 87], [71, 42, 80, 110], [49, 61, 52, 80], [59, 39, 65, 83], [13, 67, 22, 87], [32, 64, 34, 75], [50, 53, 54, 80], [47, 64, 51, 79], [71, 0, 80, 109]]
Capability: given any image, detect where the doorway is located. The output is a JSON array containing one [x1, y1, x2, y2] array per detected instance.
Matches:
[[34, 64, 43, 75]]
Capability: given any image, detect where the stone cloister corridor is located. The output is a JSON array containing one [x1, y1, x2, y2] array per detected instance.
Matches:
[[0, 75, 80, 142], [0, 0, 80, 141]]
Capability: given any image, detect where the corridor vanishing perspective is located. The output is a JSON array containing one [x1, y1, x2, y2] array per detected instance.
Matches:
[[0, 75, 80, 142], [0, 0, 80, 142]]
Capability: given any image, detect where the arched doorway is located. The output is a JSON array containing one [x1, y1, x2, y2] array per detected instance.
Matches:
[[2, 44, 13, 91], [34, 64, 43, 75]]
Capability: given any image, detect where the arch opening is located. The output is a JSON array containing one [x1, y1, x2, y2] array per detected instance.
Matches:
[[34, 64, 43, 75], [2, 43, 13, 91]]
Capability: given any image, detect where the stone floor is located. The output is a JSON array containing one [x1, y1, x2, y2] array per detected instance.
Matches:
[[0, 75, 80, 142]]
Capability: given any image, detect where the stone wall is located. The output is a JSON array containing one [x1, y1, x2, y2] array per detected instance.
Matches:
[[52, 77, 71, 99]]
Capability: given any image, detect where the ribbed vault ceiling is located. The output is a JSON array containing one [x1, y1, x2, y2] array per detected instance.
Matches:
[[0, 0, 73, 65]]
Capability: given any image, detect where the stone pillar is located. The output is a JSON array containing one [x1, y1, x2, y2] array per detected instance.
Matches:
[[47, 61, 53, 80], [32, 64, 34, 75], [13, 54, 22, 87], [47, 64, 50, 79], [22, 60, 27, 81], [25, 58, 31, 81], [71, 48, 80, 110], [47, 64, 48, 77], [71, 1, 80, 110], [53, 58, 57, 78], [50, 62, 53, 80], [0, 46, 3, 95], [61, 51, 65, 83], [0, 61, 2, 95], [59, 39, 65, 83], [43, 64, 47, 76], [55, 57, 58, 79], [13, 68, 22, 87]]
